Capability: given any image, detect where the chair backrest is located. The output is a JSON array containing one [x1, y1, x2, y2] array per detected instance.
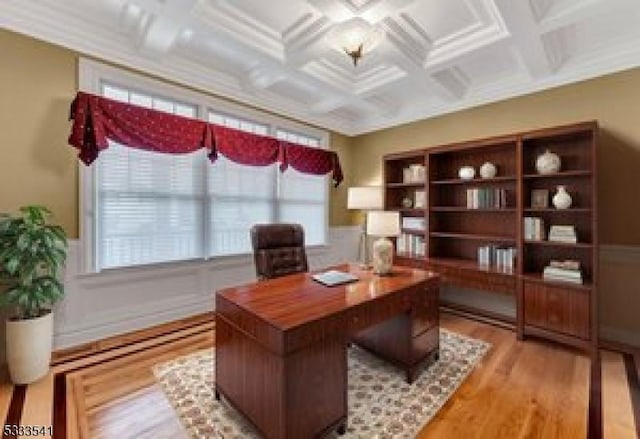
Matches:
[[250, 224, 309, 280]]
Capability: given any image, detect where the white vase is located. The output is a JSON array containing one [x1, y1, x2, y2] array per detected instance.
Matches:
[[479, 162, 497, 179], [6, 312, 53, 384], [552, 186, 572, 209], [372, 237, 394, 275], [536, 150, 561, 175], [458, 166, 475, 180]]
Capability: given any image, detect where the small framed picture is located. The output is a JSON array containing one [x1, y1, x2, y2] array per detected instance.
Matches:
[[531, 189, 549, 208]]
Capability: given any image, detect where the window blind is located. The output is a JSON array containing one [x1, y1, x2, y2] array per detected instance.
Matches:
[[277, 129, 327, 246], [97, 84, 203, 269]]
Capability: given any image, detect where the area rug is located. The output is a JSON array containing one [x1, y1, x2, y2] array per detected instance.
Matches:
[[153, 329, 489, 438]]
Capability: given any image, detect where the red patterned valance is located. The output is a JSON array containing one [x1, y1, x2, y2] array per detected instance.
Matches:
[[68, 92, 343, 186]]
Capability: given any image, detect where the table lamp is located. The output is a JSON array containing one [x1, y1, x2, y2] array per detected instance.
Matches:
[[366, 211, 400, 275], [347, 186, 383, 268]]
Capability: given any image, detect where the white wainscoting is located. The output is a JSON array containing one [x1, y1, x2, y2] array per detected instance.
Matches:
[[599, 244, 640, 348], [47, 236, 640, 352], [53, 226, 360, 350]]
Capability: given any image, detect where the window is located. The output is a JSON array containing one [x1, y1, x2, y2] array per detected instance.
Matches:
[[87, 72, 328, 271], [207, 114, 328, 256], [276, 129, 327, 247]]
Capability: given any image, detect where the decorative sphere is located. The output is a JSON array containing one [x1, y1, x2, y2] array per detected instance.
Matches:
[[536, 150, 561, 175], [458, 166, 476, 180], [479, 162, 497, 179]]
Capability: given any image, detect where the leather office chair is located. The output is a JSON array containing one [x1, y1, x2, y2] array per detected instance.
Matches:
[[250, 224, 309, 280]]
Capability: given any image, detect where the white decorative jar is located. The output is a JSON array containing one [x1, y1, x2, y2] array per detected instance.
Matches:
[[536, 150, 561, 175], [479, 162, 497, 179], [458, 166, 475, 180], [6, 312, 53, 384], [552, 185, 572, 209], [372, 238, 394, 275]]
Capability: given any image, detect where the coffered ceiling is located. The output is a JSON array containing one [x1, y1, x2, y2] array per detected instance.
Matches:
[[2, 0, 640, 135]]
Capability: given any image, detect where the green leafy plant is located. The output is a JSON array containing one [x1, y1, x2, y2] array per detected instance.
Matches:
[[0, 206, 68, 320]]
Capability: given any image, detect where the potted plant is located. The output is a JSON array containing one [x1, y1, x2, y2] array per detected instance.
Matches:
[[0, 206, 67, 384]]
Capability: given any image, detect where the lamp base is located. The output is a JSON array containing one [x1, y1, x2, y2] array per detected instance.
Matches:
[[372, 237, 394, 276]]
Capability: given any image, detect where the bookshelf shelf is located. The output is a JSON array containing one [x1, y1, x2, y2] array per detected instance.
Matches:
[[430, 176, 516, 185], [430, 232, 515, 242], [431, 207, 516, 213], [523, 170, 591, 179], [384, 120, 598, 356], [427, 257, 516, 277], [401, 228, 426, 236], [386, 182, 425, 188], [523, 208, 592, 213], [524, 240, 592, 249]]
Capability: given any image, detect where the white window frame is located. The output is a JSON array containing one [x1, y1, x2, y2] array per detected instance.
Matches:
[[78, 58, 329, 273]]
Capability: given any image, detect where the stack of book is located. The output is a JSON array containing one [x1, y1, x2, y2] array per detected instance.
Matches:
[[397, 234, 426, 257], [543, 260, 583, 284], [477, 245, 517, 270], [524, 217, 546, 241], [548, 225, 577, 243], [401, 217, 426, 232], [466, 188, 508, 209]]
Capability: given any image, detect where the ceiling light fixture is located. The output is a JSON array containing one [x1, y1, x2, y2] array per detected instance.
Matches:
[[327, 18, 385, 67]]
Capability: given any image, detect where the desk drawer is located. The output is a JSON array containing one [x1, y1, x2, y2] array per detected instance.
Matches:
[[347, 288, 413, 333], [411, 285, 439, 336]]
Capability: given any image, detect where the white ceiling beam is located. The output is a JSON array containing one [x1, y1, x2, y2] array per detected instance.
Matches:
[[310, 96, 349, 113], [493, 0, 554, 78], [307, 0, 354, 22], [360, 0, 420, 23], [134, 0, 199, 57], [537, 0, 621, 33]]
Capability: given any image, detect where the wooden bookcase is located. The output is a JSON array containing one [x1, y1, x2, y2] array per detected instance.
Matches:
[[383, 121, 598, 356]]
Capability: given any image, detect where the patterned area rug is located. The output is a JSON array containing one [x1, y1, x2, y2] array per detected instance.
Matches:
[[153, 329, 489, 438]]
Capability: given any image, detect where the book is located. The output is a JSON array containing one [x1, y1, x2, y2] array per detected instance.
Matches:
[[312, 270, 359, 287], [524, 217, 545, 241], [549, 260, 581, 270], [549, 225, 577, 243]]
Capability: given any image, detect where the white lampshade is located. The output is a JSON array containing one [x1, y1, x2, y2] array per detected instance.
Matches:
[[367, 211, 400, 237], [326, 18, 385, 56], [347, 186, 383, 210]]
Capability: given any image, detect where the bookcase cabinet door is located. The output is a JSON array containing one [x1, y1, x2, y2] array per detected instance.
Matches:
[[523, 282, 590, 339]]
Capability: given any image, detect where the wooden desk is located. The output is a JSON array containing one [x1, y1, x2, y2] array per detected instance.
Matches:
[[215, 264, 440, 439]]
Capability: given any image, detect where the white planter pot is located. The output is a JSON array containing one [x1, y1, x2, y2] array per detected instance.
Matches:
[[6, 312, 53, 384]]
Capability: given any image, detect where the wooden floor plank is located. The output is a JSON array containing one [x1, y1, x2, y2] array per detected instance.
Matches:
[[0, 367, 13, 425], [18, 373, 54, 439], [601, 350, 636, 438], [53, 322, 214, 374]]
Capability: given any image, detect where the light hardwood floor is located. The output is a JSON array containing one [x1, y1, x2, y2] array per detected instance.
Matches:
[[1, 313, 638, 439]]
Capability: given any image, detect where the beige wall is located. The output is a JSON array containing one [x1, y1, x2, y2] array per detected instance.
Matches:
[[0, 29, 355, 235], [350, 68, 640, 245], [0, 30, 78, 236]]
